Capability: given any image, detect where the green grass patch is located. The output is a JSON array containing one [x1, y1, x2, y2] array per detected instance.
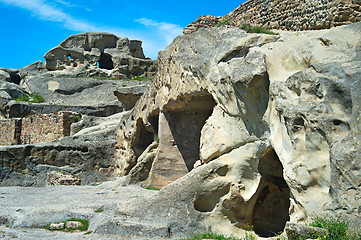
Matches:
[[45, 218, 89, 232], [153, 134, 159, 142], [309, 216, 360, 240], [14, 93, 45, 103], [239, 24, 278, 35], [144, 187, 160, 191], [132, 75, 152, 81], [217, 17, 232, 27], [94, 208, 104, 213]]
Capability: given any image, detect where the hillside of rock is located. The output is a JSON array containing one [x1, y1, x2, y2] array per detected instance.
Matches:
[[0, 10, 360, 240], [111, 22, 361, 238]]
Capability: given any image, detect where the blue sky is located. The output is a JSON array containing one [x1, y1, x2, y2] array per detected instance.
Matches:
[[0, 0, 243, 69]]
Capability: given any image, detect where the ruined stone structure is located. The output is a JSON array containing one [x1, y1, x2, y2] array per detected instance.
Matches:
[[183, 15, 222, 34], [0, 112, 76, 146], [44, 32, 158, 79], [184, 0, 361, 34], [0, 118, 21, 145]]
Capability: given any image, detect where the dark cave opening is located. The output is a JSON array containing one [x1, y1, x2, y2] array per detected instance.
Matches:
[[98, 53, 114, 70], [9, 72, 21, 85], [252, 149, 290, 237], [133, 114, 159, 159], [166, 95, 216, 171]]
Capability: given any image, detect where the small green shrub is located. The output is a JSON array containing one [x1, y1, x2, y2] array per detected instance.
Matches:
[[21, 74, 27, 80], [244, 231, 257, 240], [14, 93, 45, 103], [72, 115, 81, 122], [309, 217, 348, 239], [217, 17, 232, 27], [308, 216, 361, 240], [153, 134, 159, 142], [239, 24, 278, 35]]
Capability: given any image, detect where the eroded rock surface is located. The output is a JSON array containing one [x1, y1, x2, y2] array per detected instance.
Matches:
[[44, 32, 157, 79], [112, 22, 361, 238], [0, 20, 360, 240]]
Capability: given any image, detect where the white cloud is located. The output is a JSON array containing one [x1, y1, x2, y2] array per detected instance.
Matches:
[[53, 0, 77, 7], [0, 0, 182, 59], [0, 0, 98, 32], [136, 18, 183, 44]]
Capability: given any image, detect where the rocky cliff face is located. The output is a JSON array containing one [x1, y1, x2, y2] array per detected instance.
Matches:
[[112, 22, 361, 237]]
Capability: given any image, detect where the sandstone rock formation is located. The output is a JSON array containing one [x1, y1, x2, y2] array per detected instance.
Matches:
[[0, 13, 360, 240], [110, 22, 361, 238], [0, 35, 154, 119], [0, 33, 154, 187], [44, 32, 157, 79]]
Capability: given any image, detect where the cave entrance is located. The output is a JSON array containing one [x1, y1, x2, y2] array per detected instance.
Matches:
[[252, 149, 290, 237], [125, 113, 159, 175], [147, 94, 217, 188], [166, 95, 216, 171], [98, 53, 114, 70]]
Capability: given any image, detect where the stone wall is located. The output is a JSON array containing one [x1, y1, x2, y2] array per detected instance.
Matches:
[[227, 0, 361, 30], [0, 112, 75, 146], [184, 0, 361, 33], [0, 118, 21, 145]]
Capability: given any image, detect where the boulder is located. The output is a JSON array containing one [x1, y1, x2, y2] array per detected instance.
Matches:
[[114, 83, 149, 110], [0, 70, 11, 82], [19, 61, 47, 78], [285, 222, 328, 240], [0, 68, 21, 84], [65, 221, 83, 230], [49, 222, 65, 230], [46, 171, 81, 186], [0, 81, 28, 99]]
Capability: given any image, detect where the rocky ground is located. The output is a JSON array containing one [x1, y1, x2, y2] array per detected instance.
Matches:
[[0, 179, 173, 240]]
